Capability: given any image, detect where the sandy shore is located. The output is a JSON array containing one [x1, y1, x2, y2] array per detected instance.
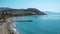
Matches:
[[0, 18, 19, 34]]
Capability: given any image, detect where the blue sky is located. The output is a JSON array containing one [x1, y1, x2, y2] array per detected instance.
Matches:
[[0, 0, 60, 13]]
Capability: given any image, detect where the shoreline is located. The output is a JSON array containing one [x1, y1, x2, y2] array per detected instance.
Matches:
[[0, 15, 42, 34], [6, 17, 19, 34], [0, 17, 19, 34]]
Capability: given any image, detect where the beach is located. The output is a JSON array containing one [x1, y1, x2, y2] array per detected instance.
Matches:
[[0, 18, 18, 34]]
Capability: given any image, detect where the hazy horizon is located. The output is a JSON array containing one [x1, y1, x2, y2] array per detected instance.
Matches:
[[0, 0, 60, 13]]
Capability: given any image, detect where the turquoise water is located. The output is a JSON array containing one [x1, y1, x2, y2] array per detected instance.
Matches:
[[15, 15, 60, 34]]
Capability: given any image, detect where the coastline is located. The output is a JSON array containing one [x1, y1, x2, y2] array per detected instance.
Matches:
[[0, 17, 19, 34], [6, 17, 19, 34], [0, 15, 46, 34]]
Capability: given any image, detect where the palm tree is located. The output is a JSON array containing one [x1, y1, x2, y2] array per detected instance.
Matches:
[[0, 12, 11, 22]]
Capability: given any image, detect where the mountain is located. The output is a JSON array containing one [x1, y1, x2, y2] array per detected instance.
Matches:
[[0, 7, 46, 17], [0, 7, 12, 11], [44, 11, 60, 15]]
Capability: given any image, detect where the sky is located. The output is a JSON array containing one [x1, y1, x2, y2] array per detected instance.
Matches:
[[0, 0, 60, 13]]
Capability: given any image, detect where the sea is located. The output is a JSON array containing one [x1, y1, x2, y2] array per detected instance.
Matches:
[[14, 15, 60, 34]]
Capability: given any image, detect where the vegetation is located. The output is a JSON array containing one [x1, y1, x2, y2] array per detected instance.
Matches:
[[0, 13, 10, 20]]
